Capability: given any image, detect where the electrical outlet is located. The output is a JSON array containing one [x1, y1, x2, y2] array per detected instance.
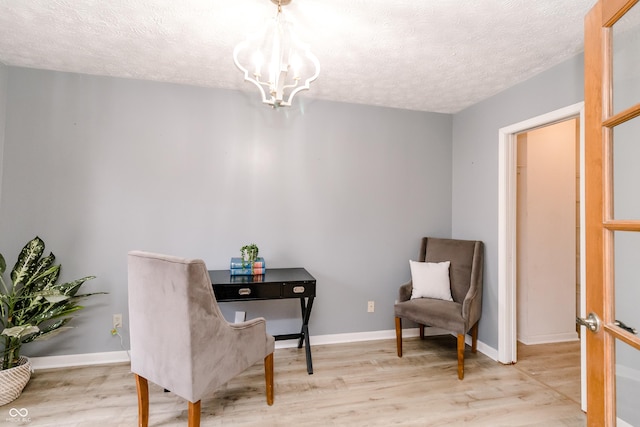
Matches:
[[113, 313, 123, 329], [234, 311, 246, 323], [367, 301, 375, 313]]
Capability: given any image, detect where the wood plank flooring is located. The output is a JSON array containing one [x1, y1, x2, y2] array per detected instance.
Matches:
[[4, 337, 585, 426], [515, 340, 581, 406]]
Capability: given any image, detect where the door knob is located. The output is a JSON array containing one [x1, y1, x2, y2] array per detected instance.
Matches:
[[576, 312, 601, 333]]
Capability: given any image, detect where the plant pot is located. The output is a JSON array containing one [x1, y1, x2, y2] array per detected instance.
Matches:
[[0, 356, 31, 406]]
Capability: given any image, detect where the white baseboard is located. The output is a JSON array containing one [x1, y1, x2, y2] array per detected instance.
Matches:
[[465, 334, 498, 361], [274, 326, 434, 348], [518, 332, 579, 345], [617, 418, 633, 427], [29, 328, 497, 370], [30, 350, 130, 370]]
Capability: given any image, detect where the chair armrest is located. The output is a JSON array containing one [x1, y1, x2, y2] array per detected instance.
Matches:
[[227, 317, 274, 355], [229, 317, 267, 331], [398, 280, 413, 303], [462, 287, 479, 320], [461, 241, 484, 326]]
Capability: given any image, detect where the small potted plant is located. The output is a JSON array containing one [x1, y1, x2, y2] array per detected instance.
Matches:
[[0, 236, 104, 405], [240, 244, 259, 267]]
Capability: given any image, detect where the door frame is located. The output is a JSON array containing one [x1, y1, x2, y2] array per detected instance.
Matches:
[[497, 101, 586, 409]]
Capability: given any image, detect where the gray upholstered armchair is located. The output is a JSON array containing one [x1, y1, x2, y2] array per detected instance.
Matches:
[[394, 237, 483, 379], [127, 251, 275, 427]]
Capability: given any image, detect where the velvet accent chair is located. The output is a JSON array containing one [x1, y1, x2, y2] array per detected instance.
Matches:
[[394, 237, 484, 380], [127, 251, 275, 427]]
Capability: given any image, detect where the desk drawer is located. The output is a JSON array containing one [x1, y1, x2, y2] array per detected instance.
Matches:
[[282, 282, 316, 298], [214, 283, 281, 301]]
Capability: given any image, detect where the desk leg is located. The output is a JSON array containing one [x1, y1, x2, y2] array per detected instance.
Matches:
[[299, 297, 314, 374]]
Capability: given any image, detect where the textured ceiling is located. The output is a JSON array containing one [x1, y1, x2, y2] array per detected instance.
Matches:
[[0, 0, 596, 113]]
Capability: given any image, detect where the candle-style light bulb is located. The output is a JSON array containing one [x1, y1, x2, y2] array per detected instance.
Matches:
[[290, 53, 301, 80], [252, 51, 263, 77]]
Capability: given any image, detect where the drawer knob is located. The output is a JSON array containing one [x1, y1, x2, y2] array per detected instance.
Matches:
[[293, 286, 305, 294], [239, 288, 251, 296]]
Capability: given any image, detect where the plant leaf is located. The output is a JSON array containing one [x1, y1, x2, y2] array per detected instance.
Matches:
[[25, 304, 84, 325], [0, 253, 6, 275], [22, 318, 72, 343], [51, 276, 96, 297], [43, 294, 70, 303], [31, 326, 73, 341], [11, 236, 45, 288], [66, 292, 108, 299], [24, 256, 58, 293], [1, 324, 40, 339], [32, 264, 60, 291]]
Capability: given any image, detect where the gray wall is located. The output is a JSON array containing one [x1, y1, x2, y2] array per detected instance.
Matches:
[[451, 54, 585, 348], [0, 67, 452, 357], [0, 62, 6, 202]]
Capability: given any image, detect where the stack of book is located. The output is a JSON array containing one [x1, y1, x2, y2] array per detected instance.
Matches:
[[230, 257, 266, 275]]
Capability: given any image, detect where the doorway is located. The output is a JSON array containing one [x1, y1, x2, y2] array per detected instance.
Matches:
[[497, 102, 586, 410], [514, 119, 582, 406], [516, 119, 579, 346]]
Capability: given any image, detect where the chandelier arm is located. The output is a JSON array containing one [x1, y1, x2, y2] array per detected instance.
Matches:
[[281, 81, 300, 91], [282, 54, 320, 105]]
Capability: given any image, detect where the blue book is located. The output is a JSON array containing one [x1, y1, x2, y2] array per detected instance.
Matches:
[[230, 266, 266, 276], [230, 257, 265, 269]]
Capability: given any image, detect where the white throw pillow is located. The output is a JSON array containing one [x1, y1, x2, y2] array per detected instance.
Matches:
[[409, 260, 453, 301]]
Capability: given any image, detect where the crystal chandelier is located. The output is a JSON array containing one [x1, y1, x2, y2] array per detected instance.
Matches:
[[233, 0, 320, 108]]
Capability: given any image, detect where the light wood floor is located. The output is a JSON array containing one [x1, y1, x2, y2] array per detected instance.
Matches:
[[6, 337, 584, 426]]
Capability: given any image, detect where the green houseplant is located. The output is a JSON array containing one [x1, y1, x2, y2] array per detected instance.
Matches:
[[0, 236, 102, 371], [240, 244, 259, 267]]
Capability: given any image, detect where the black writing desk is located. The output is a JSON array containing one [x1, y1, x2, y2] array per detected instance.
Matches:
[[209, 267, 316, 374]]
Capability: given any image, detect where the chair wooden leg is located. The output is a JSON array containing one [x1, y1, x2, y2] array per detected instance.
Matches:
[[188, 400, 201, 427], [395, 317, 403, 357], [419, 324, 425, 339], [471, 322, 479, 353], [134, 374, 149, 427], [457, 334, 465, 380], [264, 352, 274, 406]]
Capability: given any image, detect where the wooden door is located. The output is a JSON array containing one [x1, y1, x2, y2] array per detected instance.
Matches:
[[584, 0, 640, 425]]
